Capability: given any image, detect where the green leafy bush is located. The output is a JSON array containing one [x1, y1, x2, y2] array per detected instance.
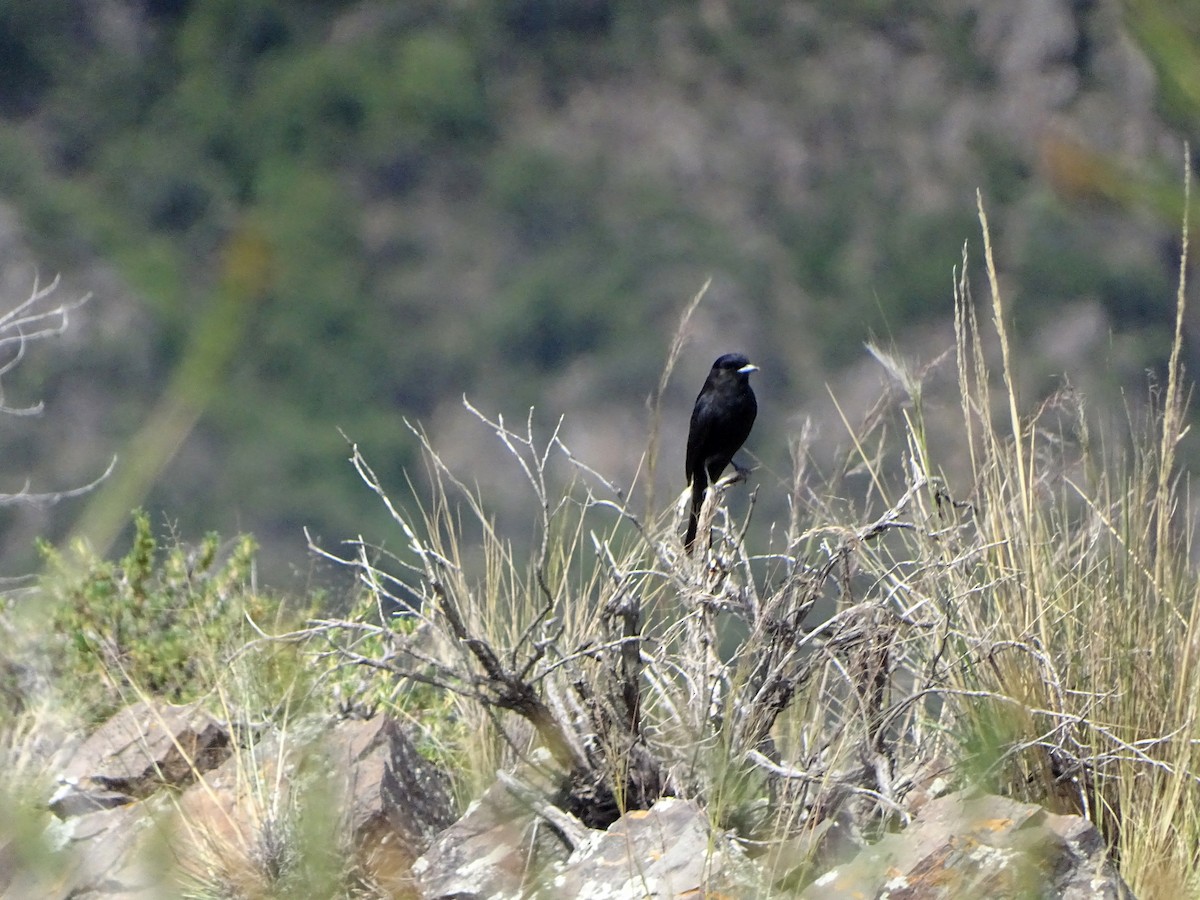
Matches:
[[388, 30, 491, 142], [245, 48, 373, 166], [40, 510, 303, 723]]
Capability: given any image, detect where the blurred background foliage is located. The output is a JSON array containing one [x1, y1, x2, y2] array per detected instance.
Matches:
[[0, 0, 1197, 586]]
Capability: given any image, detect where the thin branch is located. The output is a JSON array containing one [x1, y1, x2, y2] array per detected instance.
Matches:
[[0, 455, 116, 508]]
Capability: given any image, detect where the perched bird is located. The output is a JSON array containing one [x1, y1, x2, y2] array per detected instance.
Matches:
[[684, 353, 758, 553]]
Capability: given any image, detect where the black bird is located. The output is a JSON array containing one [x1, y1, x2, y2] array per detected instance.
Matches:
[[684, 353, 758, 553]]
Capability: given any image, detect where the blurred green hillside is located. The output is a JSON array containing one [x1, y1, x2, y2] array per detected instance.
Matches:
[[0, 0, 1195, 585]]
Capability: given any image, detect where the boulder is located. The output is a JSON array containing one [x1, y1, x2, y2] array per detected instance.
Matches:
[[6, 799, 172, 899], [412, 756, 576, 899], [800, 789, 1135, 899], [549, 797, 761, 899], [174, 713, 454, 897], [327, 713, 457, 893], [48, 700, 230, 819]]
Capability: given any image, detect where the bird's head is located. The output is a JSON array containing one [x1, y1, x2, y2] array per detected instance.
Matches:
[[711, 353, 759, 380]]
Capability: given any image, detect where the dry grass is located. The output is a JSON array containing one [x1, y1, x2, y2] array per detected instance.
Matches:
[[307, 180, 1200, 895]]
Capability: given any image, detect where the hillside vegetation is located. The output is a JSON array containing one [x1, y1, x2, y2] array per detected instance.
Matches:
[[0, 0, 1196, 582], [2, 196, 1200, 895]]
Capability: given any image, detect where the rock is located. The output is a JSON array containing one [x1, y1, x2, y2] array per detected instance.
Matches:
[[373, 716, 458, 848], [549, 797, 761, 899], [0, 699, 231, 898], [413, 772, 764, 899], [171, 726, 298, 894], [759, 802, 868, 894], [6, 800, 172, 899], [327, 714, 457, 894], [173, 713, 454, 897], [412, 755, 577, 900], [48, 700, 231, 820], [45, 784, 131, 819], [800, 789, 1135, 899]]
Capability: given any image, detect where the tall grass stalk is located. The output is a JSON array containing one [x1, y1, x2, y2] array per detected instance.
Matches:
[[913, 180, 1200, 895]]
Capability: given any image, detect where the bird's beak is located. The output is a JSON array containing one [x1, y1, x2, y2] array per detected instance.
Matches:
[[738, 363, 759, 374]]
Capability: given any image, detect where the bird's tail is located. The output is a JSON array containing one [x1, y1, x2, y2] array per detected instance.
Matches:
[[684, 476, 706, 554]]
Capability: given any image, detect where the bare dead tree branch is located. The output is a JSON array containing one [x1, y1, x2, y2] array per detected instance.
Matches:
[[0, 277, 112, 508]]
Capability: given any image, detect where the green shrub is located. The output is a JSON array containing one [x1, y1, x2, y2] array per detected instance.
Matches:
[[40, 511, 304, 723], [388, 30, 491, 142], [245, 48, 373, 166]]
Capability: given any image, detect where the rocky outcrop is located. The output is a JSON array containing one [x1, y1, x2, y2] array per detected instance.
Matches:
[[414, 789, 760, 899], [550, 797, 761, 899], [412, 765, 576, 899], [412, 781, 1133, 899], [48, 699, 231, 819], [799, 790, 1134, 900], [172, 712, 456, 897], [5, 700, 1137, 899], [10, 703, 455, 899], [7, 699, 231, 898]]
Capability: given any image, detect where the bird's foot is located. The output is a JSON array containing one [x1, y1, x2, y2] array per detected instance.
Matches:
[[716, 460, 753, 488]]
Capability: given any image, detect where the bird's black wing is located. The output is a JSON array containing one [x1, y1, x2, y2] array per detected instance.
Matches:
[[686, 386, 716, 481]]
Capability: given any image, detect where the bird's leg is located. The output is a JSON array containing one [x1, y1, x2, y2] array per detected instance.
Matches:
[[718, 459, 753, 488]]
